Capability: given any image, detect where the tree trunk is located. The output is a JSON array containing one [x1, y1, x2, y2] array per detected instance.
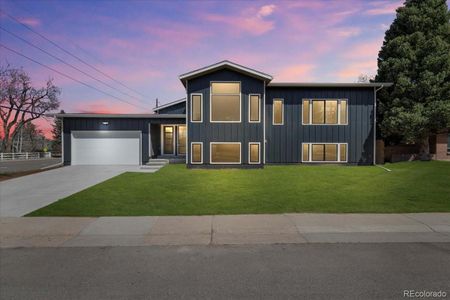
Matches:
[[418, 136, 431, 161]]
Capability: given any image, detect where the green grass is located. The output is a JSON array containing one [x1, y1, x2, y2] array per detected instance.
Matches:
[[28, 161, 450, 216]]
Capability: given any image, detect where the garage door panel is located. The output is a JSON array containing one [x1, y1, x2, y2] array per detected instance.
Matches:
[[71, 131, 141, 165]]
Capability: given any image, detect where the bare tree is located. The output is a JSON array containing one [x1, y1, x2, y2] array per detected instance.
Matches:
[[0, 65, 60, 152], [357, 74, 375, 83]]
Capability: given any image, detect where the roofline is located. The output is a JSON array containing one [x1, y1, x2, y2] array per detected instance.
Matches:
[[48, 113, 186, 119], [179, 60, 273, 83], [267, 82, 393, 88], [153, 97, 186, 112]]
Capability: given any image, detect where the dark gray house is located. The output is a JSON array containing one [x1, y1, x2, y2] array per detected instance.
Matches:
[[57, 61, 391, 167]]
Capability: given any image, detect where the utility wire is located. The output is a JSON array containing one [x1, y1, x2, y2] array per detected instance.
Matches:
[[1, 44, 150, 111], [0, 26, 146, 104], [1, 9, 150, 99]]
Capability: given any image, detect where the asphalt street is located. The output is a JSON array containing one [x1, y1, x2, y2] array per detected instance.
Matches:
[[0, 158, 61, 173], [1, 243, 449, 299]]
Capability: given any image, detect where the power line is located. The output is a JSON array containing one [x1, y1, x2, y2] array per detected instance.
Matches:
[[1, 9, 150, 100], [1, 44, 150, 111], [0, 26, 147, 104]]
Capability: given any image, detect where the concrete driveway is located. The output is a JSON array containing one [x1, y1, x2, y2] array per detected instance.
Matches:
[[0, 165, 152, 217]]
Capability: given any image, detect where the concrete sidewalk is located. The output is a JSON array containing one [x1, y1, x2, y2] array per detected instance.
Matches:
[[1, 213, 450, 248]]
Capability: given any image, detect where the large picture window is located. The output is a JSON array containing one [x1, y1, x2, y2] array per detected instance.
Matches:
[[302, 143, 347, 163], [302, 99, 348, 125], [191, 142, 203, 164], [273, 98, 284, 125], [191, 94, 202, 122], [210, 82, 241, 122], [249, 94, 260, 123], [210, 142, 241, 164]]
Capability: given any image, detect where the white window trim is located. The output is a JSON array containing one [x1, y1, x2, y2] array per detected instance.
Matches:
[[190, 142, 203, 164], [272, 98, 284, 125], [248, 94, 261, 123], [190, 93, 203, 123], [248, 142, 261, 164], [302, 99, 348, 126], [210, 142, 242, 164], [301, 142, 348, 163], [209, 81, 242, 123]]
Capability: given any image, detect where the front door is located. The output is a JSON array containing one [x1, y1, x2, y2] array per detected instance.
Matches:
[[162, 125, 186, 156], [163, 126, 174, 155]]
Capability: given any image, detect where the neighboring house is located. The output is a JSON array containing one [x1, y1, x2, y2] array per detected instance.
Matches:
[[57, 61, 392, 167], [430, 129, 450, 160]]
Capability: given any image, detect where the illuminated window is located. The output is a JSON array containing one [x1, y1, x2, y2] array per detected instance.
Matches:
[[302, 99, 348, 125], [210, 82, 240, 122], [191, 143, 203, 164], [210, 143, 241, 164], [249, 95, 260, 122], [302, 143, 347, 162], [249, 143, 260, 164], [273, 99, 284, 125], [191, 94, 202, 122]]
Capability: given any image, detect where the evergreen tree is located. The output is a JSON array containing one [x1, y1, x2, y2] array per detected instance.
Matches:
[[375, 0, 450, 158], [51, 110, 64, 153]]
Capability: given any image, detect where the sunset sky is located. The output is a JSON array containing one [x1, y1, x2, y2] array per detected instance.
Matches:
[[0, 0, 402, 138]]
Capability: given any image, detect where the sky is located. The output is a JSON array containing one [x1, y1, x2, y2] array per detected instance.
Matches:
[[0, 0, 402, 138]]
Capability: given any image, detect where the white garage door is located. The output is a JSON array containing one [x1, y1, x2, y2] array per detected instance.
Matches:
[[71, 131, 141, 165]]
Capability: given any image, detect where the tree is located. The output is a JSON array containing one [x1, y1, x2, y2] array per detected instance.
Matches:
[[12, 122, 49, 152], [51, 110, 65, 153], [375, 0, 450, 159], [0, 66, 60, 152]]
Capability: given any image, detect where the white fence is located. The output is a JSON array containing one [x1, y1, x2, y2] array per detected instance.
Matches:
[[0, 152, 52, 161]]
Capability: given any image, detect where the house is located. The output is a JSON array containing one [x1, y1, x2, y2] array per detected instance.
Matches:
[[57, 60, 392, 167]]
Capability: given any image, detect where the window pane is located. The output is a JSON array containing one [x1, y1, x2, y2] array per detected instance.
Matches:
[[312, 101, 325, 124], [325, 100, 338, 124], [312, 144, 324, 161], [340, 100, 347, 124], [178, 126, 186, 155], [192, 144, 202, 163], [211, 144, 240, 163], [325, 144, 338, 161], [211, 82, 240, 94], [211, 95, 240, 121], [249, 143, 259, 163], [191, 95, 201, 121], [273, 99, 283, 124], [302, 99, 310, 124], [163, 126, 174, 154], [249, 95, 260, 122], [302, 144, 309, 161], [340, 144, 347, 161]]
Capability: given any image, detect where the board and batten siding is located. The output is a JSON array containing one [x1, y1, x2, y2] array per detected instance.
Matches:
[[62, 117, 184, 165], [187, 69, 265, 166], [265, 87, 375, 165]]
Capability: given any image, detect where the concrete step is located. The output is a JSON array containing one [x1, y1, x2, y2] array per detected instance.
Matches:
[[146, 159, 169, 166]]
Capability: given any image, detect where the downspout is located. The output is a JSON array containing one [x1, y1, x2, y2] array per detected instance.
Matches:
[[185, 80, 188, 165], [373, 85, 384, 165], [61, 117, 64, 165]]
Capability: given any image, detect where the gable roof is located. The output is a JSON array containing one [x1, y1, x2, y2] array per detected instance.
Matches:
[[179, 60, 273, 85], [153, 97, 186, 112]]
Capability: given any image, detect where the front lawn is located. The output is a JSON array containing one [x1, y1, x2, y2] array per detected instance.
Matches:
[[28, 161, 450, 216]]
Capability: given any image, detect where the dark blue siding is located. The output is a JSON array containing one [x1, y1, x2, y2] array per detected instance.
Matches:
[[187, 69, 265, 166], [63, 117, 184, 165], [265, 87, 375, 165], [157, 102, 186, 114]]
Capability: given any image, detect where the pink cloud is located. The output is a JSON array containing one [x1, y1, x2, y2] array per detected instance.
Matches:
[[366, 1, 402, 15], [335, 60, 377, 81], [332, 27, 362, 38], [275, 64, 316, 81], [17, 17, 41, 27], [258, 4, 276, 17], [72, 99, 143, 114], [342, 39, 383, 60]]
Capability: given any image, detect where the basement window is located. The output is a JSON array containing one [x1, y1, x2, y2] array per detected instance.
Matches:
[[191, 143, 203, 164], [210, 142, 241, 164], [302, 143, 348, 163]]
